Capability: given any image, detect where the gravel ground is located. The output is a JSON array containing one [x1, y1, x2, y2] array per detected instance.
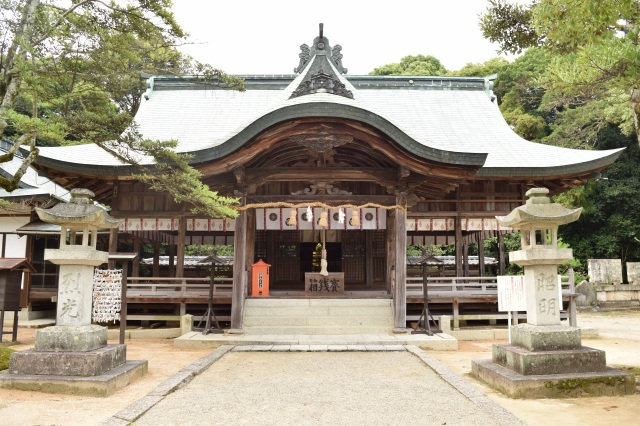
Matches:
[[134, 351, 506, 426]]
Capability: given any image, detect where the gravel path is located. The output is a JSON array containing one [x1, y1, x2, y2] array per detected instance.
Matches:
[[133, 350, 515, 426]]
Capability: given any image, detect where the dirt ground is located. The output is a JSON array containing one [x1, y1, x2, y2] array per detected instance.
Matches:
[[0, 309, 639, 426], [429, 308, 640, 426]]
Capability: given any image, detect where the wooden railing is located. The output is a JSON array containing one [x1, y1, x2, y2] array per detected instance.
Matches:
[[406, 274, 578, 330], [126, 277, 233, 299], [123, 277, 233, 324]]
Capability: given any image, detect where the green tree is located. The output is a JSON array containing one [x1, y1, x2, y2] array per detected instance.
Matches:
[[370, 54, 448, 76], [447, 57, 509, 77], [556, 125, 640, 277], [0, 1, 242, 217], [480, 0, 640, 147]]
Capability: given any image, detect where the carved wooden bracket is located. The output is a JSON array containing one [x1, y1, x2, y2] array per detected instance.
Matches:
[[292, 181, 352, 196], [290, 130, 353, 153]]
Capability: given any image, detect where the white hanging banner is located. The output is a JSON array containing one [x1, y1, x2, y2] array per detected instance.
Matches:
[[256, 208, 387, 230]]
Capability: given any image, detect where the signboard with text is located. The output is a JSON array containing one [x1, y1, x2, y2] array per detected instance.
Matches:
[[497, 275, 526, 312], [304, 272, 345, 295]]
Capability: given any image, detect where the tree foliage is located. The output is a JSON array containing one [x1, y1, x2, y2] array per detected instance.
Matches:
[[556, 126, 640, 276], [480, 0, 640, 147], [0, 0, 242, 217], [370, 54, 448, 76]]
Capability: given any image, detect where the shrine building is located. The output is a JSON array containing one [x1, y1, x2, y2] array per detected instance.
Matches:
[[25, 27, 622, 331]]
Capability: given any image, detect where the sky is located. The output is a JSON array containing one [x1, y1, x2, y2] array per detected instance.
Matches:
[[171, 0, 518, 76]]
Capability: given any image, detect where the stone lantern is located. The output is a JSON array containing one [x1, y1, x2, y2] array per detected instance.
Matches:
[[498, 187, 581, 327], [0, 189, 147, 396], [37, 188, 121, 331], [471, 188, 635, 398]]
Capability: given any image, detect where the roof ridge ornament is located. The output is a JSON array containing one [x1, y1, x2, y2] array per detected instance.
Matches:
[[293, 23, 348, 74], [290, 69, 353, 99]]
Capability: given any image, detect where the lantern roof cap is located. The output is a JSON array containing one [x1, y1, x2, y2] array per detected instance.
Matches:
[[35, 188, 121, 229], [496, 187, 582, 228]]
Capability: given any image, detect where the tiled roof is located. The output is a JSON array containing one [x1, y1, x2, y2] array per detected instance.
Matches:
[[33, 50, 622, 178], [0, 144, 70, 202]]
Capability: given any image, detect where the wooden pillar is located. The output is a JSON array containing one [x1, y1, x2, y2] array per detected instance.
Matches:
[[168, 243, 175, 277], [462, 241, 469, 277], [365, 230, 373, 288], [231, 200, 248, 331], [498, 232, 506, 276], [455, 214, 463, 277], [389, 205, 407, 330], [152, 240, 160, 277], [176, 216, 186, 278], [132, 236, 141, 278], [478, 237, 485, 277], [107, 228, 119, 269], [245, 209, 256, 290]]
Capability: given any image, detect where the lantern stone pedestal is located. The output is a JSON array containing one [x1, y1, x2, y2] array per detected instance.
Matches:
[[0, 189, 147, 396], [472, 188, 635, 398]]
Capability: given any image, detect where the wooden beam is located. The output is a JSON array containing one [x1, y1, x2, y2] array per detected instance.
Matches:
[[246, 167, 397, 184], [247, 195, 397, 205]]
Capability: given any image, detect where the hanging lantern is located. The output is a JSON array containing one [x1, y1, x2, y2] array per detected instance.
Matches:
[[318, 211, 328, 228], [338, 208, 345, 224], [306, 206, 313, 222], [288, 208, 297, 226], [350, 209, 360, 226]]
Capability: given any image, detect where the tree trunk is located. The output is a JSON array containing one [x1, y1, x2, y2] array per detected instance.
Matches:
[[0, 0, 41, 136]]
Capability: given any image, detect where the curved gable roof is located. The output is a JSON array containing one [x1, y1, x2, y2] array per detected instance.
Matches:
[[33, 33, 622, 179]]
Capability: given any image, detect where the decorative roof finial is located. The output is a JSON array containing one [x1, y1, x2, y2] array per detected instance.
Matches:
[[293, 24, 348, 75]]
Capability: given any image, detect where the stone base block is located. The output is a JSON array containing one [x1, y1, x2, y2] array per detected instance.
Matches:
[[0, 360, 147, 397], [471, 359, 635, 398], [9, 345, 126, 376], [35, 324, 107, 352], [511, 323, 581, 351], [492, 344, 606, 375]]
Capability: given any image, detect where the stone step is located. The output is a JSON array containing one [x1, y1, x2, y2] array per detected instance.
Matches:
[[245, 298, 391, 307], [244, 306, 393, 317], [241, 325, 395, 335], [244, 315, 393, 327], [242, 298, 394, 335]]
